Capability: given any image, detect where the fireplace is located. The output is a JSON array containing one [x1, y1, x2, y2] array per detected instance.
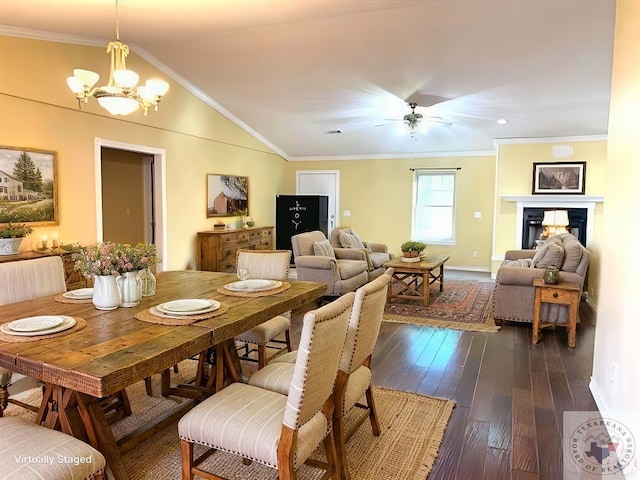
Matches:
[[521, 207, 587, 249], [501, 195, 603, 251]]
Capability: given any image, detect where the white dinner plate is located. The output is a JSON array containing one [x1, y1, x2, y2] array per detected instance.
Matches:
[[8, 315, 65, 332], [224, 279, 282, 292], [1, 316, 76, 337], [156, 299, 220, 316], [63, 288, 93, 300]]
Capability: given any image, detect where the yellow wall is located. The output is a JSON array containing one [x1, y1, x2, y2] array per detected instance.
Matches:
[[590, 0, 640, 438], [0, 35, 286, 269], [492, 141, 607, 304], [286, 155, 496, 270]]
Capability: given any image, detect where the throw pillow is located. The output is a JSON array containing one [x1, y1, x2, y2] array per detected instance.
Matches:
[[501, 258, 533, 268], [560, 237, 584, 272], [531, 242, 564, 269], [313, 239, 335, 258], [339, 230, 365, 249]]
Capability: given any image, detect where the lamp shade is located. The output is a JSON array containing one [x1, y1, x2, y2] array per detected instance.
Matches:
[[542, 210, 569, 226]]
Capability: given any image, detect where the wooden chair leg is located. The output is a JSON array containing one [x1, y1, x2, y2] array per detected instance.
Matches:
[[332, 415, 349, 480], [258, 345, 267, 369], [365, 385, 380, 436], [181, 439, 194, 480], [285, 330, 292, 352]]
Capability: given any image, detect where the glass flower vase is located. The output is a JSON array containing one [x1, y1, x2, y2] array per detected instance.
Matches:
[[138, 267, 156, 296]]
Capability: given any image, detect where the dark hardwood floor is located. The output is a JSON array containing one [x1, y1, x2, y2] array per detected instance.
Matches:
[[289, 270, 598, 480]]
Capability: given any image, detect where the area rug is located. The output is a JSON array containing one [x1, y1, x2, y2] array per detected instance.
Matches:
[[6, 362, 455, 480], [385, 279, 499, 332]]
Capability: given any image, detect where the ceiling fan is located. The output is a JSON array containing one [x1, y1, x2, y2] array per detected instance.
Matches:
[[377, 102, 452, 138]]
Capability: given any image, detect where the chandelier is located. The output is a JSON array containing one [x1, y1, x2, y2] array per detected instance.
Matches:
[[66, 0, 169, 116]]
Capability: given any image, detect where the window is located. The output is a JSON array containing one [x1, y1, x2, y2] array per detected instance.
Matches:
[[412, 170, 456, 244]]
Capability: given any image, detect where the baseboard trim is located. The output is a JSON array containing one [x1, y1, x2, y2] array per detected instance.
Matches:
[[589, 377, 609, 417]]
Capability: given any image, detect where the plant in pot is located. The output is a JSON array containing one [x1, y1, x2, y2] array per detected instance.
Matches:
[[400, 241, 426, 258], [0, 223, 34, 256]]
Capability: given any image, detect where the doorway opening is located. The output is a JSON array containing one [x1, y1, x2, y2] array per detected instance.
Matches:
[[94, 138, 166, 271]]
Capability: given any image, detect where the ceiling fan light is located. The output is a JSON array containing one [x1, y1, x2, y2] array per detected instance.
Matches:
[[66, 76, 85, 95]]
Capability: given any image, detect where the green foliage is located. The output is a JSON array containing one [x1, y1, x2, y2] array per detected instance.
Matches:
[[400, 241, 426, 252], [0, 222, 34, 238], [13, 152, 44, 192]]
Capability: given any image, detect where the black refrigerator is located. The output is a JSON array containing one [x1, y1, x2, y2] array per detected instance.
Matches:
[[276, 195, 329, 255]]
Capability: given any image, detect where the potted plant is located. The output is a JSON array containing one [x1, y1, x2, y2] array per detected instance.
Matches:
[[400, 241, 426, 258], [0, 223, 34, 256]]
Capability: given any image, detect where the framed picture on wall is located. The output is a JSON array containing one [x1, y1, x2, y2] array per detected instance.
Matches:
[[0, 146, 58, 225], [532, 161, 586, 195], [207, 174, 249, 217]]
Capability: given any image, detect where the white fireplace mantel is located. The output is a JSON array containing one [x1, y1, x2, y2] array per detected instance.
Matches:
[[501, 195, 604, 248]]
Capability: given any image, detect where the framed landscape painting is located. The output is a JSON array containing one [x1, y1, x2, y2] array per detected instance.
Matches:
[[207, 174, 249, 217], [532, 161, 586, 195], [0, 146, 58, 225]]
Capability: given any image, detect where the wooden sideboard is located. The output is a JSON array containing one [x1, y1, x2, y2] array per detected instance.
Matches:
[[197, 226, 274, 272], [0, 250, 90, 290]]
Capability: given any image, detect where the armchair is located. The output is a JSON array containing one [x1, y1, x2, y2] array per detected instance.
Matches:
[[291, 230, 368, 297], [330, 226, 393, 281]]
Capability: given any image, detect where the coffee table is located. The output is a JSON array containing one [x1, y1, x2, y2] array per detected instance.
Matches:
[[383, 254, 450, 306]]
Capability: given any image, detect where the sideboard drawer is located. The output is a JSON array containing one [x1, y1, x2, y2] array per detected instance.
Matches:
[[197, 226, 274, 272]]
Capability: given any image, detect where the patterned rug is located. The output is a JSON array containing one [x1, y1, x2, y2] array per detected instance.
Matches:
[[384, 279, 499, 332], [6, 362, 455, 480]]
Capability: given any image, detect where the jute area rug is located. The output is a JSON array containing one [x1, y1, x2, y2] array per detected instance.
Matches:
[[385, 279, 499, 332], [6, 361, 455, 480]]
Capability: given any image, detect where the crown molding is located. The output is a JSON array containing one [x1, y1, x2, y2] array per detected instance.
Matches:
[[493, 134, 607, 148], [287, 149, 496, 162]]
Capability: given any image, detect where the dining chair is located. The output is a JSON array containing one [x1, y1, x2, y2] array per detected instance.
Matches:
[[0, 256, 131, 422], [249, 268, 394, 480], [0, 404, 107, 479], [234, 248, 293, 368], [178, 291, 354, 480], [0, 257, 67, 412]]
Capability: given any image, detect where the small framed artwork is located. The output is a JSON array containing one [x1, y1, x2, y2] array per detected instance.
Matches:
[[207, 174, 249, 217], [0, 146, 58, 225], [532, 161, 586, 195]]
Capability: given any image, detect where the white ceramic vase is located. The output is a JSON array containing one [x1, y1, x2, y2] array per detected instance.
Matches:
[[117, 271, 142, 307], [0, 237, 24, 256], [93, 274, 121, 310]]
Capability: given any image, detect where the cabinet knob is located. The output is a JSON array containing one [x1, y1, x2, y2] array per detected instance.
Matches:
[[553, 292, 559, 298]]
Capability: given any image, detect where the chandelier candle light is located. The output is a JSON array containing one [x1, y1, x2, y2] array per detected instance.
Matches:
[[66, 0, 169, 116]]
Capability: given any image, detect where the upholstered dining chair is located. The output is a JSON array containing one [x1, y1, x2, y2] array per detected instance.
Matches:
[[0, 256, 67, 411], [178, 291, 354, 480], [234, 248, 293, 368], [0, 256, 130, 421], [291, 230, 368, 297], [0, 404, 107, 480], [249, 268, 394, 480]]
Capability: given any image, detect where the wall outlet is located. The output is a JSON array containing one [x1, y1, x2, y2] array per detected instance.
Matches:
[[472, 251, 479, 258], [474, 211, 482, 219], [343, 210, 351, 217]]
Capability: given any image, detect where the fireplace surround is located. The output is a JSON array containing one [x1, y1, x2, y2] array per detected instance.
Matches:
[[501, 195, 603, 249]]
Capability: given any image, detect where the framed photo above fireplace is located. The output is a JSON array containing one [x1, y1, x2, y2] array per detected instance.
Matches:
[[532, 161, 586, 195]]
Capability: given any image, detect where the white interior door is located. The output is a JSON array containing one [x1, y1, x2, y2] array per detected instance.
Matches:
[[296, 170, 339, 237]]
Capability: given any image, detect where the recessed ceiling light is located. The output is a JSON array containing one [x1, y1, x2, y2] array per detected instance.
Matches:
[[497, 118, 508, 125]]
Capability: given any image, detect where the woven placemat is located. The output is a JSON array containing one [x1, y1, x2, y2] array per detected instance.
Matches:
[[135, 303, 230, 326], [0, 317, 87, 343], [54, 293, 93, 304], [216, 281, 291, 298]]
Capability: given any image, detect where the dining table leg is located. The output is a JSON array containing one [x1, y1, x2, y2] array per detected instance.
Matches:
[[37, 383, 131, 480]]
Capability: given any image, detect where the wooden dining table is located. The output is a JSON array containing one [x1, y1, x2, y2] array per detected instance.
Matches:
[[0, 270, 325, 480]]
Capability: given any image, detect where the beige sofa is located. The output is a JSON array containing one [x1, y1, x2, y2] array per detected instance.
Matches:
[[493, 233, 590, 326]]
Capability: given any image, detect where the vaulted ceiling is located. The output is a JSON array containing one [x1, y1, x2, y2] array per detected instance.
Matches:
[[0, 0, 616, 159]]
